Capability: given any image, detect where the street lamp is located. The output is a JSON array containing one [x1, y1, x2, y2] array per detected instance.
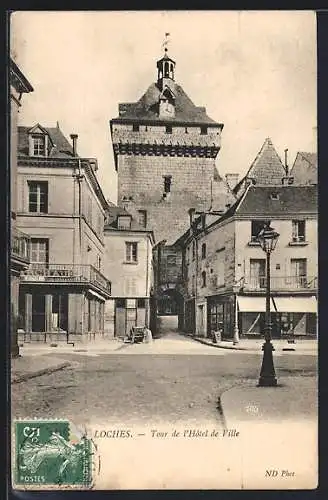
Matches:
[[257, 223, 279, 387], [232, 283, 241, 345]]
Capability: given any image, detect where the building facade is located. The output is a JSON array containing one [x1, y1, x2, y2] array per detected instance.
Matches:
[[110, 48, 235, 314], [10, 59, 34, 356], [103, 206, 154, 338], [16, 125, 111, 343], [177, 184, 318, 340]]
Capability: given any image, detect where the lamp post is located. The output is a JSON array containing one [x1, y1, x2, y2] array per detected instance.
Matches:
[[257, 223, 280, 387], [232, 284, 240, 345]]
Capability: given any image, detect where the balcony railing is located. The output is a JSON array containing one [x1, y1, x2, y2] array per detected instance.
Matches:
[[11, 227, 30, 263], [242, 275, 317, 291], [21, 263, 111, 297]]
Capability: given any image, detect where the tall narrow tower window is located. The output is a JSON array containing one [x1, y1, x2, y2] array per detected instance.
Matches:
[[163, 175, 172, 193]]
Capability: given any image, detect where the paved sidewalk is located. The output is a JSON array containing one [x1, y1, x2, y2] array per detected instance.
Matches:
[[11, 355, 72, 383], [189, 335, 317, 353], [18, 337, 123, 355], [220, 375, 317, 426]]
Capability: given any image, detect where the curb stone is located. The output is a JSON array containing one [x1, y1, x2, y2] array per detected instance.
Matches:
[[12, 361, 71, 384], [184, 334, 248, 350]]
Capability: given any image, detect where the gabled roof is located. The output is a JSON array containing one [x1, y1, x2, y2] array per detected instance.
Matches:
[[290, 152, 317, 185], [112, 82, 220, 126], [18, 124, 74, 158], [233, 138, 286, 196]]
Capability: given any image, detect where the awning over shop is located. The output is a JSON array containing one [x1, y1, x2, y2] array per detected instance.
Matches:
[[272, 296, 317, 313], [87, 289, 106, 302], [237, 296, 275, 312]]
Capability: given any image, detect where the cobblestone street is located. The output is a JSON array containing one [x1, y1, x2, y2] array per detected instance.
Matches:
[[12, 330, 317, 428]]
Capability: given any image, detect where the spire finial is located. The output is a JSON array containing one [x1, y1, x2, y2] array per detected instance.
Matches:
[[162, 32, 170, 54]]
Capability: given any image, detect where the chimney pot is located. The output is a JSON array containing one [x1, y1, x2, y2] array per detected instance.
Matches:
[[188, 208, 196, 226], [70, 134, 78, 156], [225, 173, 239, 190]]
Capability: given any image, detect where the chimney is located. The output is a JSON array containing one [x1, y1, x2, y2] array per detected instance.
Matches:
[[284, 148, 289, 176], [225, 173, 239, 191], [70, 134, 78, 157], [188, 208, 196, 226]]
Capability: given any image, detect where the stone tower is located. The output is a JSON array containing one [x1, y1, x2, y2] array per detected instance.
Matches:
[[110, 48, 235, 245]]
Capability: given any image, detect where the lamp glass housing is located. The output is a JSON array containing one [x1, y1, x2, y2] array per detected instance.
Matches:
[[257, 225, 280, 253]]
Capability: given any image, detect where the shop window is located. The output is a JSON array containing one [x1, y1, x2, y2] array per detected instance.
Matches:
[[116, 298, 126, 308], [28, 181, 48, 213]]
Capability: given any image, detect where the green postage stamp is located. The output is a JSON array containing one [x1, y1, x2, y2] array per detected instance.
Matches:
[[13, 419, 94, 489]]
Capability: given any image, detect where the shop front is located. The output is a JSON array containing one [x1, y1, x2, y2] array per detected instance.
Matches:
[[236, 295, 317, 339], [207, 295, 234, 340]]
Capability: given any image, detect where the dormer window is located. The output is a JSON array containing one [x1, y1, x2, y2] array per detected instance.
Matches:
[[32, 135, 46, 156], [28, 125, 50, 157], [117, 215, 132, 230]]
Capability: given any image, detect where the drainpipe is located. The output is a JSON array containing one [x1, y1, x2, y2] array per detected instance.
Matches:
[[145, 236, 150, 327]]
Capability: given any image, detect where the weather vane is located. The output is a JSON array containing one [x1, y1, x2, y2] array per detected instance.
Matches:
[[162, 32, 171, 53]]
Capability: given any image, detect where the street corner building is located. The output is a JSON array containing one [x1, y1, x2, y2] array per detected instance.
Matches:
[[109, 47, 236, 319], [175, 138, 318, 341], [14, 124, 112, 344], [10, 58, 34, 356], [102, 204, 155, 338]]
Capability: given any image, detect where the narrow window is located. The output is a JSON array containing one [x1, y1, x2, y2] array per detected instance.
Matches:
[[30, 238, 49, 268], [292, 220, 306, 242], [200, 126, 207, 135], [137, 298, 145, 308], [163, 175, 172, 193], [165, 125, 172, 134], [132, 124, 139, 132], [28, 181, 48, 213], [201, 242, 206, 259], [201, 271, 206, 287], [125, 242, 138, 263], [138, 210, 147, 228], [192, 240, 196, 260], [251, 220, 270, 242]]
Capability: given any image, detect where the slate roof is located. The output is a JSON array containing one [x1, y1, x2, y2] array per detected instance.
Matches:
[[18, 125, 74, 158], [232, 185, 317, 218], [290, 152, 317, 185], [113, 82, 220, 126], [233, 138, 287, 196], [104, 205, 151, 232]]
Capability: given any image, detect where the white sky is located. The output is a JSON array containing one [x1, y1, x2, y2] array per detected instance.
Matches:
[[11, 11, 317, 203]]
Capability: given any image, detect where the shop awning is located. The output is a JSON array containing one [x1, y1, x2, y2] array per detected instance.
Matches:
[[237, 296, 276, 312], [87, 289, 106, 302], [272, 296, 317, 313]]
